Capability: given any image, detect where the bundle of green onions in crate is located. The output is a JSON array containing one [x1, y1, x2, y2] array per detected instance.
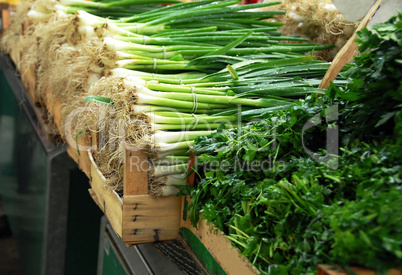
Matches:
[[1, 0, 348, 196]]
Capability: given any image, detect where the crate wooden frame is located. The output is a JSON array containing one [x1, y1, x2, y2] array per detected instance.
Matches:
[[68, 139, 183, 245]]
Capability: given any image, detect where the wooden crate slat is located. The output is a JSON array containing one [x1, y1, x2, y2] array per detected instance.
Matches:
[[186, 149, 196, 186], [123, 145, 148, 196], [319, 0, 382, 89], [122, 195, 181, 244], [181, 215, 259, 275], [0, 4, 11, 30], [89, 150, 123, 237], [66, 132, 93, 178], [20, 63, 37, 103]]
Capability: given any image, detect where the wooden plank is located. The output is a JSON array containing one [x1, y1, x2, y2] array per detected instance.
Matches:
[[181, 217, 259, 275], [319, 0, 382, 89], [9, 47, 20, 68], [89, 150, 123, 237], [0, 5, 10, 30], [186, 149, 196, 186], [20, 63, 36, 103], [45, 97, 63, 132], [17, 63, 59, 138], [17, 61, 92, 174], [2, 10, 10, 29], [317, 265, 401, 275], [67, 146, 91, 178], [66, 132, 93, 178], [122, 195, 181, 244], [178, 228, 226, 275], [123, 145, 148, 196]]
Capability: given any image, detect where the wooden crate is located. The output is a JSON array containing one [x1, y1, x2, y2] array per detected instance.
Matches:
[[7, 58, 184, 244], [65, 131, 257, 273], [52, 126, 256, 275], [78, 142, 183, 245], [4, 22, 60, 140], [179, 199, 259, 275], [177, 151, 258, 275]]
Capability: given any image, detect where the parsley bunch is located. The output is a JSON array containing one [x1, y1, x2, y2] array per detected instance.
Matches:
[[179, 13, 402, 275], [337, 13, 402, 145]]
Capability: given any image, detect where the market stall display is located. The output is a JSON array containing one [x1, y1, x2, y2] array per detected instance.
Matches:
[[1, 0, 401, 274]]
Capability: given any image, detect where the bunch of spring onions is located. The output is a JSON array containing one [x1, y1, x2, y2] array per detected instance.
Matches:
[[22, 0, 350, 196]]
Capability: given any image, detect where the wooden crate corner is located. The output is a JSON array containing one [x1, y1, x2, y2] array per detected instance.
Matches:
[[86, 144, 182, 245]]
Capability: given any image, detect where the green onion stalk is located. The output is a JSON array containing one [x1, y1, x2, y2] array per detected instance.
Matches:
[[65, 0, 335, 75], [80, 74, 294, 195]]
